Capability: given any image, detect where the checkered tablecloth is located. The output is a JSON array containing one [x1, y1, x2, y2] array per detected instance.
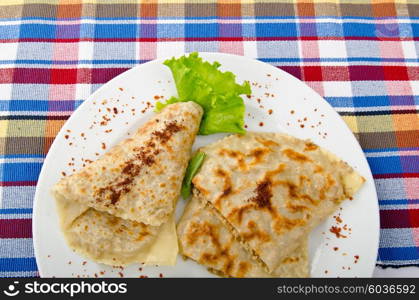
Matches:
[[0, 0, 418, 277]]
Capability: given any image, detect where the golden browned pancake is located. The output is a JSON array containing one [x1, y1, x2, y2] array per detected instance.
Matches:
[[52, 102, 203, 266], [177, 196, 309, 277], [53, 101, 203, 226], [192, 132, 365, 273]]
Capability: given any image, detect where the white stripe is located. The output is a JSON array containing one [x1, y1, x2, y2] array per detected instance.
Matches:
[[0, 17, 418, 26], [365, 150, 419, 158], [0, 157, 44, 163], [334, 105, 419, 112], [0, 111, 72, 116]]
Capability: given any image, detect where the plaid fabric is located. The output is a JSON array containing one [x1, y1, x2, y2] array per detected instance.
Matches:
[[0, 0, 418, 277]]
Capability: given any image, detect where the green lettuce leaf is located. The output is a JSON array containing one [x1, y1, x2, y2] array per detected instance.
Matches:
[[156, 52, 251, 135], [181, 152, 206, 199]]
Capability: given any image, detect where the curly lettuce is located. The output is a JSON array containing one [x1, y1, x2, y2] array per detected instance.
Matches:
[[156, 52, 251, 135]]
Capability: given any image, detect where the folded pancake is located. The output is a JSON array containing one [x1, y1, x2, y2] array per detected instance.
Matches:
[[177, 196, 309, 278], [52, 101, 203, 266], [53, 101, 203, 226], [192, 132, 365, 273]]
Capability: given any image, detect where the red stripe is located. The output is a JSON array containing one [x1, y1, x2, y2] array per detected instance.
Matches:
[[0, 37, 417, 43], [373, 173, 419, 179], [0, 181, 37, 187], [2, 66, 417, 84], [0, 219, 32, 238], [380, 209, 419, 229]]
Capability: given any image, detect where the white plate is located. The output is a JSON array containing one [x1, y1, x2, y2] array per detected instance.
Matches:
[[33, 52, 379, 278]]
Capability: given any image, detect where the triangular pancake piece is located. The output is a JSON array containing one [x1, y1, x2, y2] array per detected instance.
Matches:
[[63, 208, 178, 266], [192, 132, 365, 273], [177, 196, 309, 277], [52, 101, 203, 226]]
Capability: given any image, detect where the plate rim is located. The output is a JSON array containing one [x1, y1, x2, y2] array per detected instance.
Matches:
[[33, 52, 380, 277]]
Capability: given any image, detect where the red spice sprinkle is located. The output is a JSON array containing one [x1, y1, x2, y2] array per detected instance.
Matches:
[[300, 124, 305, 128], [139, 268, 142, 271], [118, 272, 124, 278], [246, 95, 251, 99], [290, 110, 295, 114], [68, 261, 72, 264], [324, 270, 328, 274], [118, 88, 124, 91], [335, 216, 343, 223], [267, 74, 271, 77], [259, 122, 264, 127], [100, 271, 105, 275], [268, 109, 273, 115], [101, 143, 106, 150], [303, 117, 307, 121], [139, 275, 148, 278], [82, 261, 87, 266], [154, 95, 160, 100], [257, 98, 261, 104], [333, 247, 339, 251], [330, 226, 347, 238], [244, 125, 248, 128], [113, 107, 118, 114], [64, 135, 69, 139], [61, 172, 66, 176], [159, 273, 164, 278], [94, 273, 98, 278]]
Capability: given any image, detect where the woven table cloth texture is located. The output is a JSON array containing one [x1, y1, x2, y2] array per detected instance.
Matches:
[[0, 0, 418, 277]]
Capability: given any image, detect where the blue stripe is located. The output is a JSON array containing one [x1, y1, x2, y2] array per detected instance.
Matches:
[[0, 208, 33, 214], [363, 147, 419, 153], [0, 100, 49, 111], [0, 154, 45, 159], [1, 57, 418, 65], [367, 156, 403, 174], [326, 96, 419, 108], [379, 199, 419, 205], [2, 163, 43, 182], [378, 247, 419, 261], [0, 258, 38, 272], [0, 23, 416, 39]]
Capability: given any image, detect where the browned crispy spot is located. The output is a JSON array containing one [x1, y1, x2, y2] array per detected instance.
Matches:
[[314, 165, 324, 173], [188, 222, 237, 277], [242, 221, 271, 243], [214, 168, 233, 209], [255, 137, 279, 148], [274, 214, 307, 234], [282, 256, 300, 264], [218, 149, 247, 171], [237, 262, 250, 278], [283, 148, 312, 162], [227, 203, 254, 225], [304, 142, 318, 151], [285, 201, 308, 213], [249, 147, 271, 165], [319, 174, 336, 200]]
